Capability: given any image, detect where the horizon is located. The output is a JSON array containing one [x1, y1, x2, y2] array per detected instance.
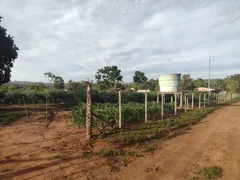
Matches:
[[0, 0, 240, 82]]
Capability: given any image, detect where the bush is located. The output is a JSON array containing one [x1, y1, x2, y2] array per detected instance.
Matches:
[[71, 102, 174, 127], [0, 88, 74, 104]]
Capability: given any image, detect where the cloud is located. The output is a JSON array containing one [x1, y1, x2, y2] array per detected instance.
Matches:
[[0, 0, 240, 83]]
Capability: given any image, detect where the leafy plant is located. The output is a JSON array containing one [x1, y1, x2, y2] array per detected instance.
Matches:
[[200, 166, 222, 180], [71, 102, 174, 128]]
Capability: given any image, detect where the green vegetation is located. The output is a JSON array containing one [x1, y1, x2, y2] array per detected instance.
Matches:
[[95, 65, 123, 89], [0, 111, 26, 124], [71, 102, 174, 128], [0, 88, 74, 104], [200, 166, 222, 180], [44, 72, 65, 89], [180, 74, 196, 92], [0, 16, 19, 85], [133, 71, 148, 83]]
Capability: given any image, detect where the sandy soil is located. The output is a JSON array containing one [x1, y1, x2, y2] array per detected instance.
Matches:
[[0, 103, 240, 180]]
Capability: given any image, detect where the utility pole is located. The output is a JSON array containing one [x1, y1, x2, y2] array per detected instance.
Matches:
[[208, 56, 211, 106]]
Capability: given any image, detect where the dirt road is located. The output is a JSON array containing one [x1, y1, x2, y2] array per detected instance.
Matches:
[[110, 103, 240, 180], [0, 103, 240, 180]]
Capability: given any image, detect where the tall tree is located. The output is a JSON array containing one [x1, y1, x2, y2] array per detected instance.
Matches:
[[193, 78, 207, 87], [225, 74, 240, 93], [145, 78, 158, 91], [211, 79, 226, 91], [53, 76, 64, 89], [44, 72, 64, 89], [133, 71, 148, 83], [0, 16, 19, 85], [179, 74, 195, 92], [95, 65, 123, 89], [44, 72, 55, 83]]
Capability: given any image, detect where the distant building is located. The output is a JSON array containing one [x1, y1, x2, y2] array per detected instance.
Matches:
[[137, 90, 150, 93], [195, 87, 216, 92]]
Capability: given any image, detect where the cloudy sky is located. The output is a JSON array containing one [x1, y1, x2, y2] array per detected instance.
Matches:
[[0, 0, 240, 82]]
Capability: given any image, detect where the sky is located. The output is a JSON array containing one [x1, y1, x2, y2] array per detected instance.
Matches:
[[0, 0, 240, 83]]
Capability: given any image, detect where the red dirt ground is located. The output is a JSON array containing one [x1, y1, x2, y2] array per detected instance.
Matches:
[[0, 103, 240, 180]]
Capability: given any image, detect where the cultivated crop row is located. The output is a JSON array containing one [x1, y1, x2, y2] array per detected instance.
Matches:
[[72, 102, 174, 128]]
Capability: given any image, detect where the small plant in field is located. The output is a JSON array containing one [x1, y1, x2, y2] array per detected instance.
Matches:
[[71, 102, 174, 128], [200, 166, 222, 180]]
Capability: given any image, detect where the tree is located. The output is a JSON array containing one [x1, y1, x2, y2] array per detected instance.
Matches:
[[44, 72, 55, 83], [44, 72, 64, 89], [133, 71, 148, 83], [226, 79, 240, 93], [95, 65, 123, 89], [179, 74, 195, 92], [228, 74, 240, 81], [0, 16, 19, 85], [145, 79, 158, 91], [225, 74, 240, 93], [211, 79, 226, 91], [53, 76, 64, 89], [193, 78, 207, 87]]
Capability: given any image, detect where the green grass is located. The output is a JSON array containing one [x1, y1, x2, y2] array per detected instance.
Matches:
[[0, 111, 26, 124], [200, 166, 222, 180]]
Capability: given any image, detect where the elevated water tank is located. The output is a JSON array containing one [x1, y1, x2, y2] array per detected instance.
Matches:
[[158, 73, 181, 93]]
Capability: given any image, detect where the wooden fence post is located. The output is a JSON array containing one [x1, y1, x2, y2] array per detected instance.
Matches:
[[119, 90, 122, 128], [174, 93, 177, 116], [204, 93, 206, 107], [215, 93, 217, 105], [161, 93, 164, 119], [145, 91, 148, 123], [199, 93, 201, 109], [215, 93, 217, 104], [180, 93, 183, 108], [184, 93, 187, 112], [45, 96, 48, 122], [192, 93, 194, 110], [86, 82, 92, 142]]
